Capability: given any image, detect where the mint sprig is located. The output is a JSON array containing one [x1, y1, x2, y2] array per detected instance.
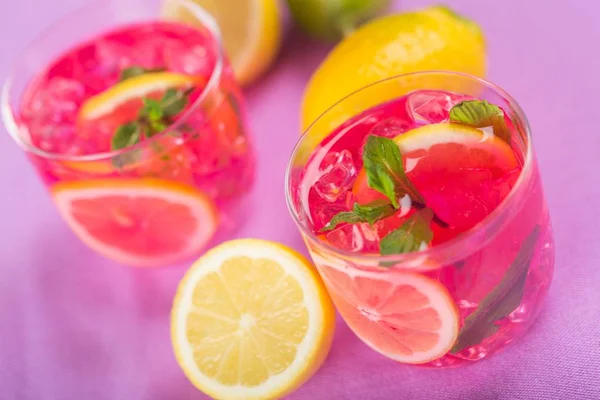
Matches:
[[110, 85, 194, 168], [111, 123, 141, 150], [320, 200, 395, 232], [450, 226, 541, 353], [321, 134, 450, 258], [380, 208, 434, 256], [363, 135, 425, 206], [449, 100, 511, 144]]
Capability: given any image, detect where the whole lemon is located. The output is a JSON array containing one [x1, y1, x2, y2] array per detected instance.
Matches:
[[298, 6, 486, 161]]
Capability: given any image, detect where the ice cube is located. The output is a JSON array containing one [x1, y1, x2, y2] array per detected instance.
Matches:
[[164, 44, 216, 76], [77, 41, 123, 93], [22, 78, 85, 125], [313, 149, 357, 202], [31, 123, 77, 154], [95, 39, 134, 72], [326, 224, 365, 252], [406, 90, 455, 124], [310, 191, 354, 231], [358, 223, 381, 253], [370, 117, 412, 138]]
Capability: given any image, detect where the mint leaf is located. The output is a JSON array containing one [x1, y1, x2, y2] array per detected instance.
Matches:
[[379, 208, 434, 258], [161, 88, 190, 117], [119, 66, 165, 82], [451, 226, 541, 353], [449, 100, 511, 144], [363, 135, 425, 207], [111, 123, 142, 168], [147, 120, 167, 137], [227, 92, 246, 137], [140, 98, 163, 121], [110, 80, 194, 167], [320, 200, 395, 232], [111, 123, 141, 151]]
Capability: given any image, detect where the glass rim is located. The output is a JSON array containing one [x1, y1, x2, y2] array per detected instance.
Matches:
[[284, 70, 533, 266], [0, 0, 225, 162]]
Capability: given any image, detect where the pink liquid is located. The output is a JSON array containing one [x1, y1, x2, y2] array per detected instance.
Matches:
[[16, 21, 254, 266], [293, 90, 554, 366]]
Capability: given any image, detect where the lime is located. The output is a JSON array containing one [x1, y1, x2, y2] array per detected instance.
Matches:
[[287, 0, 391, 41]]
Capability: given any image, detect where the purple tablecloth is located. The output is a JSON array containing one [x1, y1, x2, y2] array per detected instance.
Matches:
[[1, 0, 598, 399]]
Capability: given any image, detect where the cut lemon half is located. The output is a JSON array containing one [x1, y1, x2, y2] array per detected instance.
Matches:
[[52, 178, 218, 267], [318, 259, 459, 364], [161, 0, 282, 86], [79, 72, 201, 121], [171, 239, 335, 400]]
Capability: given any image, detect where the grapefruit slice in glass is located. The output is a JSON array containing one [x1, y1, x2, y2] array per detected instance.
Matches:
[[52, 178, 218, 267], [317, 260, 459, 364]]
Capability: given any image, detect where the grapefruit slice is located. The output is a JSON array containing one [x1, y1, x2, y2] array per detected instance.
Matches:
[[171, 239, 335, 399], [353, 123, 520, 243], [52, 178, 218, 267], [315, 256, 459, 364]]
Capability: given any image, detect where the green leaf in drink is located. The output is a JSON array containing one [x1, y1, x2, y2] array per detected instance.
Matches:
[[320, 200, 396, 232], [140, 98, 164, 121], [362, 135, 426, 206], [110, 123, 142, 168], [161, 88, 190, 117], [119, 66, 166, 82], [111, 84, 194, 168], [111, 122, 141, 151], [379, 208, 434, 258], [449, 100, 511, 144], [450, 226, 542, 353]]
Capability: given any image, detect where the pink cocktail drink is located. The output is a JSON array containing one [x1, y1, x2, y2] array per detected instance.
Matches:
[[286, 72, 554, 367], [2, 0, 254, 267]]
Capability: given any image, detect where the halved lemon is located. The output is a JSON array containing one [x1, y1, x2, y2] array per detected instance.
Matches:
[[171, 239, 335, 399], [52, 178, 218, 267], [161, 0, 282, 86]]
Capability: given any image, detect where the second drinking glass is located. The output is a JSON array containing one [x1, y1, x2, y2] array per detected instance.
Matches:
[[2, 0, 255, 267]]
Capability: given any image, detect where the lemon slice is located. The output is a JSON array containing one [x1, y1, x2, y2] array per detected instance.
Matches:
[[79, 72, 200, 120], [394, 123, 515, 157], [161, 0, 282, 86], [171, 239, 335, 399]]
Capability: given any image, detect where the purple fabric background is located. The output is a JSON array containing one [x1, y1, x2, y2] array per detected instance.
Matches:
[[1, 0, 599, 399]]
